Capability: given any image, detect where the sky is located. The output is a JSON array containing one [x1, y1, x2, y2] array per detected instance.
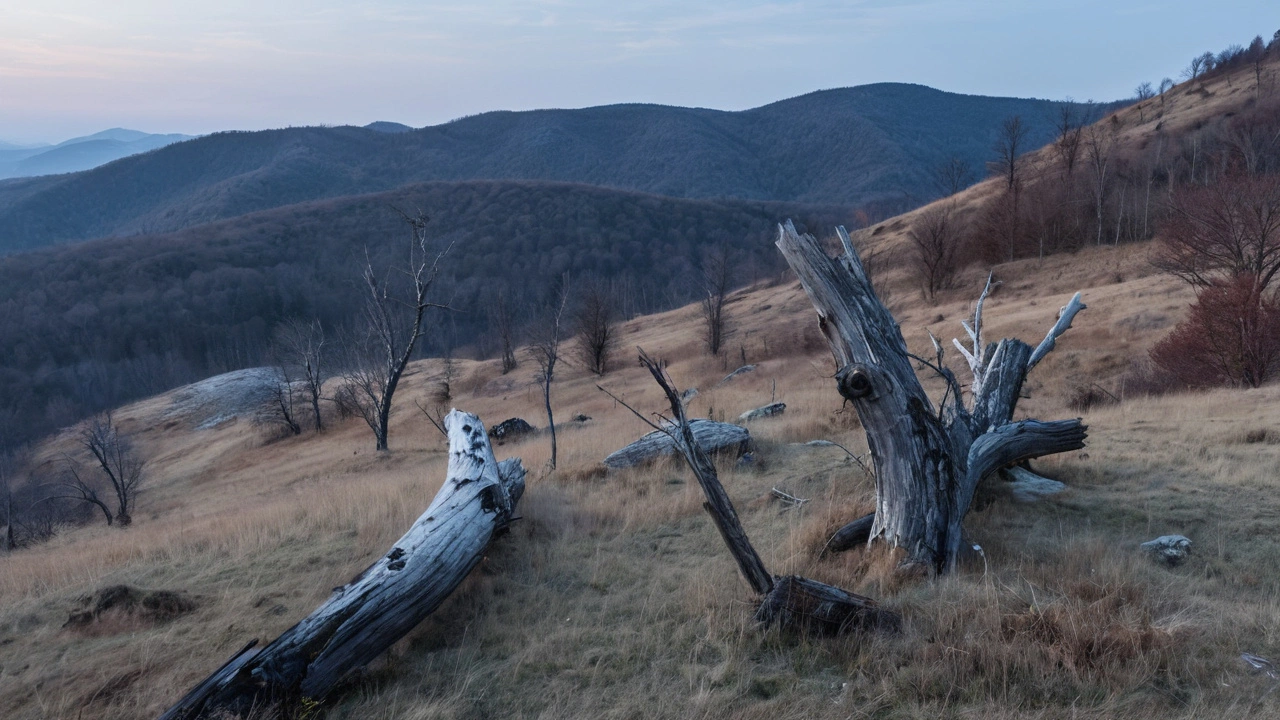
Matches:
[[0, 1, 1275, 144]]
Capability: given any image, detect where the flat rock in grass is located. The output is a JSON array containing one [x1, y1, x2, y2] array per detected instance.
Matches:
[[1141, 535, 1192, 566], [1005, 466, 1066, 502], [489, 417, 535, 442], [604, 419, 750, 469], [738, 402, 785, 422], [717, 365, 755, 385]]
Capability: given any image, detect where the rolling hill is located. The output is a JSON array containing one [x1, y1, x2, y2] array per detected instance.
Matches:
[[0, 86, 1116, 253], [0, 179, 854, 449], [0, 128, 193, 181]]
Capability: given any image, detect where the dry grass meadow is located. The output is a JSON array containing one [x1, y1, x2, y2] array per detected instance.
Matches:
[[2, 216, 1279, 720]]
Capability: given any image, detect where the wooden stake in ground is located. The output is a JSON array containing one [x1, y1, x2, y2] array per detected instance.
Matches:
[[776, 221, 1087, 573], [616, 351, 898, 634], [159, 410, 526, 719]]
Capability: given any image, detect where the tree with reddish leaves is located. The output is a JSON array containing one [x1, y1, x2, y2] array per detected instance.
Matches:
[[1152, 172, 1280, 388], [1150, 276, 1280, 388]]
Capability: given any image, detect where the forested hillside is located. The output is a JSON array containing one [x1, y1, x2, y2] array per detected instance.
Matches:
[[0, 85, 1114, 253], [0, 180, 852, 449]]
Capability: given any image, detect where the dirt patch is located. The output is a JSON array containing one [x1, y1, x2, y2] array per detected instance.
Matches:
[[65, 585, 198, 634]]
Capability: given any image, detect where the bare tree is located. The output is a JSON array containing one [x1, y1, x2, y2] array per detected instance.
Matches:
[[77, 412, 145, 526], [933, 155, 974, 197], [1053, 105, 1084, 176], [700, 243, 735, 356], [1085, 122, 1116, 245], [1184, 53, 1209, 81], [1, 450, 19, 550], [993, 115, 1028, 191], [1155, 172, 1280, 291], [530, 277, 570, 469], [342, 211, 452, 452], [1135, 81, 1154, 101], [575, 282, 618, 376], [908, 204, 961, 301], [415, 353, 458, 439], [489, 289, 518, 374], [275, 319, 326, 432]]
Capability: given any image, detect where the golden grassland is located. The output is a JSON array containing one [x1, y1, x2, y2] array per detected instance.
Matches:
[[2, 221, 1279, 719]]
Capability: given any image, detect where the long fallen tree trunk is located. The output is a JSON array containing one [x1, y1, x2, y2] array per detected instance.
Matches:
[[630, 350, 899, 634], [777, 221, 1087, 573], [160, 410, 526, 720]]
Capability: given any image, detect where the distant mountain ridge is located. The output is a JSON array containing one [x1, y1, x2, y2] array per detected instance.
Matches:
[[0, 85, 1119, 253], [0, 128, 193, 181]]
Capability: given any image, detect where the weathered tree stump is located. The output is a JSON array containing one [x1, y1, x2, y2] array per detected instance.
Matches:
[[777, 221, 1087, 573], [603, 419, 750, 469], [159, 410, 526, 719]]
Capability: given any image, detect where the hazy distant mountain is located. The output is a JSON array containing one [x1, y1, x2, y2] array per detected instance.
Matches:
[[0, 85, 1118, 253], [0, 128, 193, 181]]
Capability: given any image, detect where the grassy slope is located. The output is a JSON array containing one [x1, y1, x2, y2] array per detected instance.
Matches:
[[2, 229, 1278, 718], [4, 62, 1280, 720]]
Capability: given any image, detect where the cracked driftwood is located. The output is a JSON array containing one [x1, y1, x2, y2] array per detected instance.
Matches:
[[777, 221, 1087, 573], [603, 419, 749, 469], [634, 350, 898, 634], [159, 410, 526, 719]]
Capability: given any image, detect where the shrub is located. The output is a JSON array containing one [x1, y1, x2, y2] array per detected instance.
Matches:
[[1149, 275, 1280, 388]]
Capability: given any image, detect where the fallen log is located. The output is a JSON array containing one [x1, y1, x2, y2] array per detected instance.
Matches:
[[631, 350, 896, 634], [603, 419, 749, 469], [159, 410, 526, 720]]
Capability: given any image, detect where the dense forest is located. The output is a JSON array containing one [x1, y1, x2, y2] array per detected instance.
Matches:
[[0, 86, 1115, 253], [0, 180, 854, 450]]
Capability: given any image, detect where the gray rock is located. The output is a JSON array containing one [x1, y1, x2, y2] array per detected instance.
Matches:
[[1005, 466, 1066, 502], [738, 402, 786, 422], [717, 365, 755, 385], [489, 417, 536, 442], [681, 388, 699, 402], [1141, 535, 1192, 566]]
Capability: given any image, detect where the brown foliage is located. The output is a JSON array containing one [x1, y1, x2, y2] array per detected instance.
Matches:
[[1149, 275, 1280, 388]]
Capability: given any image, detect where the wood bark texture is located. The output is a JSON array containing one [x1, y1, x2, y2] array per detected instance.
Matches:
[[777, 221, 1087, 572], [159, 410, 525, 719], [635, 350, 896, 633], [603, 419, 750, 469]]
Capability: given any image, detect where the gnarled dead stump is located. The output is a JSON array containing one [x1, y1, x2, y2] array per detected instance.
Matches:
[[777, 221, 1087, 572]]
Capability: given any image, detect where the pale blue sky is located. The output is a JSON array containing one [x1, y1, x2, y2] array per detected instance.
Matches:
[[0, 1, 1274, 143]]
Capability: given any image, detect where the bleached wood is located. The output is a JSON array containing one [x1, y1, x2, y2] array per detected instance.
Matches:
[[160, 410, 525, 719], [1028, 292, 1087, 370], [603, 419, 749, 469], [777, 221, 1087, 572]]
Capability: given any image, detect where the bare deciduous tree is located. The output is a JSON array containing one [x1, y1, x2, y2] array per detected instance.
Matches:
[[489, 290, 518, 374], [343, 212, 452, 452], [1155, 172, 1280, 290], [1085, 122, 1117, 245], [700, 243, 735, 356], [933, 155, 974, 197], [575, 282, 617, 376], [415, 353, 458, 439], [1135, 81, 1154, 101], [1054, 105, 1084, 176], [275, 319, 326, 432], [531, 277, 570, 469], [908, 204, 961, 301], [993, 115, 1028, 191], [76, 412, 145, 526]]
